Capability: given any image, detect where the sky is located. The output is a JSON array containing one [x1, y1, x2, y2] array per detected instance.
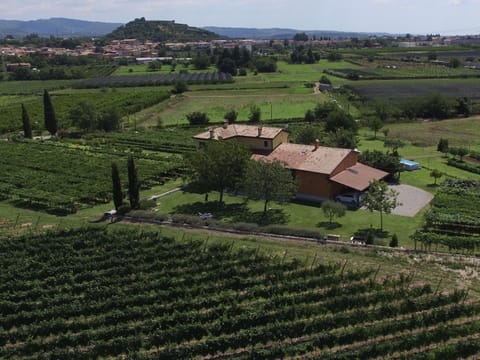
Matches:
[[4, 0, 480, 35]]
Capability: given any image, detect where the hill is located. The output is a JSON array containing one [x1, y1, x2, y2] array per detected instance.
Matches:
[[105, 17, 222, 42], [0, 17, 121, 37], [203, 26, 389, 39]]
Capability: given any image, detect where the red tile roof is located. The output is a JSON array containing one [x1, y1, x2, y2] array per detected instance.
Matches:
[[330, 163, 389, 191], [265, 143, 352, 175], [194, 124, 285, 140]]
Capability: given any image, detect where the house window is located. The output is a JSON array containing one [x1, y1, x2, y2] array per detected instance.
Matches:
[[263, 140, 268, 148]]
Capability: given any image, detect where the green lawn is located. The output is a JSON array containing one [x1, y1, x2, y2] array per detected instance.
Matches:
[[132, 90, 328, 127], [154, 188, 425, 249]]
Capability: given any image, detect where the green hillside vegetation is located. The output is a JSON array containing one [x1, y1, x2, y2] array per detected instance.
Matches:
[[105, 17, 222, 42]]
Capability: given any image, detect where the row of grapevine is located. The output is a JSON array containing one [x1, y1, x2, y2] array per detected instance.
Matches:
[[0, 87, 170, 134], [413, 179, 480, 253], [76, 72, 233, 88], [0, 227, 478, 358], [0, 140, 183, 214]]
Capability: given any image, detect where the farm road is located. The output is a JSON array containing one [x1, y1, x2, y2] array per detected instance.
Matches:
[[388, 184, 433, 217]]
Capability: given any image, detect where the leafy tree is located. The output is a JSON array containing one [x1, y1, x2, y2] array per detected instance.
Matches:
[[186, 111, 209, 125], [362, 180, 400, 232], [111, 162, 123, 211], [254, 57, 277, 73], [248, 105, 261, 123], [359, 150, 402, 180], [449, 147, 469, 161], [319, 75, 331, 85], [295, 125, 322, 145], [224, 109, 238, 124], [422, 94, 451, 119], [217, 58, 237, 76], [429, 169, 443, 185], [382, 128, 390, 139], [43, 89, 57, 135], [384, 138, 405, 156], [186, 140, 250, 205], [324, 109, 358, 133], [293, 32, 309, 41], [304, 109, 315, 123], [127, 154, 140, 210], [437, 138, 449, 153], [322, 200, 346, 225], [147, 60, 162, 71], [367, 117, 383, 139], [306, 48, 316, 64], [449, 58, 461, 68], [324, 128, 359, 149], [314, 101, 337, 120], [192, 54, 210, 70], [243, 159, 297, 215], [327, 52, 342, 62], [69, 101, 97, 131], [98, 110, 121, 132], [455, 96, 470, 117], [172, 79, 188, 94], [21, 104, 32, 139], [389, 233, 399, 247], [374, 100, 391, 122]]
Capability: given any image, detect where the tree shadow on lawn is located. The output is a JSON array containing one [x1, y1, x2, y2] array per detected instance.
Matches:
[[173, 201, 289, 226], [316, 221, 342, 230]]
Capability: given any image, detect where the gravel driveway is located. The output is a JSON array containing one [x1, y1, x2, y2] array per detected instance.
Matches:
[[388, 184, 433, 217]]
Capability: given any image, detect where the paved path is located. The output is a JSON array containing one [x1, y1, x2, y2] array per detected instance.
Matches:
[[388, 184, 433, 217], [147, 187, 182, 201]]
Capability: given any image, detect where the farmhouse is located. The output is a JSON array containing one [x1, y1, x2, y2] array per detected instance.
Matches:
[[194, 124, 388, 201]]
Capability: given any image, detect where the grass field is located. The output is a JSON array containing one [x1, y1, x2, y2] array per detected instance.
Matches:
[[132, 90, 327, 127]]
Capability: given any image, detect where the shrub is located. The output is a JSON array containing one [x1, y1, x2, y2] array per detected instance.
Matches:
[[231, 222, 260, 232], [172, 79, 188, 94], [139, 199, 157, 210], [263, 225, 324, 240], [186, 112, 209, 125], [117, 204, 131, 215], [128, 210, 156, 219], [390, 233, 399, 247], [248, 105, 261, 123]]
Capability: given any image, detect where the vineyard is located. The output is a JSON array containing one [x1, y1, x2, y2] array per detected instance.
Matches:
[[76, 72, 233, 88], [0, 88, 170, 134], [0, 140, 183, 214], [413, 179, 480, 253], [0, 227, 479, 359], [89, 126, 200, 154]]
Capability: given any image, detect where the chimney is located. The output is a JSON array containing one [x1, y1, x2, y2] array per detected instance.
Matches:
[[222, 120, 228, 129], [209, 128, 215, 139], [257, 126, 263, 137], [314, 139, 320, 151]]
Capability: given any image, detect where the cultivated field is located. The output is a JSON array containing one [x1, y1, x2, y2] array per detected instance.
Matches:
[[1, 227, 479, 359], [349, 78, 480, 102]]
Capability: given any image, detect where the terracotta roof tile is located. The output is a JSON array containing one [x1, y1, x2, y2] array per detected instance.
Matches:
[[330, 163, 389, 191], [194, 124, 284, 140], [265, 143, 352, 175]]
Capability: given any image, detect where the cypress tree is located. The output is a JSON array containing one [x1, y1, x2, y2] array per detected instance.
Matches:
[[43, 89, 57, 135], [111, 162, 123, 211], [127, 154, 140, 210], [21, 103, 32, 139]]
